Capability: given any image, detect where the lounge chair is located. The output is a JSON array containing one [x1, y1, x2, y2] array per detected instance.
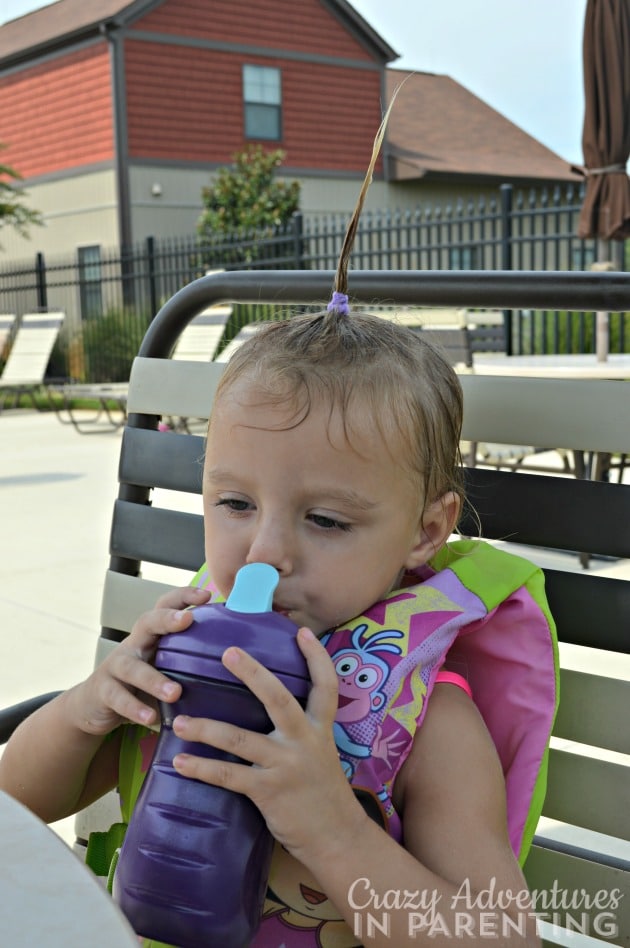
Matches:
[[215, 321, 264, 362], [1, 271, 629, 948], [48, 302, 232, 434], [49, 382, 130, 434], [0, 312, 64, 411], [0, 314, 16, 362], [172, 304, 232, 361]]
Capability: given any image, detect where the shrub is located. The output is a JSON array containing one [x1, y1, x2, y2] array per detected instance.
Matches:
[[198, 146, 300, 239], [80, 307, 151, 382]]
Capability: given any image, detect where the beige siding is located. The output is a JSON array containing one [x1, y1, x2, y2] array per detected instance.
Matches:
[[1, 169, 119, 261], [128, 169, 436, 243]]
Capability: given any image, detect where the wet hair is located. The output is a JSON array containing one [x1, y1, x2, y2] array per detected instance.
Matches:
[[212, 85, 466, 522]]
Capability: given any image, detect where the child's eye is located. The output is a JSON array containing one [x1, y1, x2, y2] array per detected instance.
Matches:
[[308, 513, 352, 532], [215, 498, 252, 513]]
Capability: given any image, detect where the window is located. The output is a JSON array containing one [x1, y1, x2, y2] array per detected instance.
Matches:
[[449, 246, 480, 270], [78, 245, 102, 319], [243, 65, 282, 141]]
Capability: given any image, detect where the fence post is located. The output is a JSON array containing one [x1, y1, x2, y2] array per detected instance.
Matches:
[[500, 184, 513, 354], [146, 236, 158, 318], [121, 243, 136, 308], [292, 211, 305, 269], [35, 252, 48, 311]]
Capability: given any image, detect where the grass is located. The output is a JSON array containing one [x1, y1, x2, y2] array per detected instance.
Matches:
[[4, 389, 124, 413]]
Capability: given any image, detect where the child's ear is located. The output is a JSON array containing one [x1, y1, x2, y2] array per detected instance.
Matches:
[[404, 491, 461, 569]]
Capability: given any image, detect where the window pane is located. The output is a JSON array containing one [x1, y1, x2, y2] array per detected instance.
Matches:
[[78, 245, 102, 320], [243, 65, 280, 105], [245, 103, 281, 140]]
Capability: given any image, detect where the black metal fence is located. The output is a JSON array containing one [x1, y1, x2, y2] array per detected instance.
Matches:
[[1, 183, 629, 382]]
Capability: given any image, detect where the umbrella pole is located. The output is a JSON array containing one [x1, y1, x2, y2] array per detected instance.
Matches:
[[592, 249, 614, 361]]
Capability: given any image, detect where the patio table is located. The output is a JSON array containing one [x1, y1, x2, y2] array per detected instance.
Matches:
[[472, 352, 630, 379], [470, 352, 630, 477], [0, 790, 137, 946]]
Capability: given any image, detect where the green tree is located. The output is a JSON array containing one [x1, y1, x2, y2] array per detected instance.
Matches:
[[0, 150, 42, 239], [197, 145, 300, 241]]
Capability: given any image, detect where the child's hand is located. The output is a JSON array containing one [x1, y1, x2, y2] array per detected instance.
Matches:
[[171, 627, 366, 863], [67, 586, 211, 737]]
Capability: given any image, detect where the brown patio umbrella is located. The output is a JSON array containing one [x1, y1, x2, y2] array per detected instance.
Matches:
[[576, 0, 630, 361], [577, 0, 630, 241]]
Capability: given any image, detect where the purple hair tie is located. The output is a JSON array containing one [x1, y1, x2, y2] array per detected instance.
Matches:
[[327, 291, 350, 315]]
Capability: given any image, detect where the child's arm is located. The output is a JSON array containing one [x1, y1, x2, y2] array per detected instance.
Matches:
[[0, 586, 211, 823], [315, 683, 540, 946], [172, 628, 540, 947]]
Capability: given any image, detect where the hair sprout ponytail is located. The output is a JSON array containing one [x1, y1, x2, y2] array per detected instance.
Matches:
[[328, 78, 409, 316]]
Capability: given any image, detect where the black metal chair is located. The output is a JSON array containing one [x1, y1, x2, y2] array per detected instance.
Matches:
[[2, 270, 630, 946]]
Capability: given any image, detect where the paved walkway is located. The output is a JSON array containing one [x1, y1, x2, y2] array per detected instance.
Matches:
[[1, 410, 124, 707]]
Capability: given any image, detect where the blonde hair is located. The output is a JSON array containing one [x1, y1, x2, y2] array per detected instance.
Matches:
[[211, 81, 466, 520]]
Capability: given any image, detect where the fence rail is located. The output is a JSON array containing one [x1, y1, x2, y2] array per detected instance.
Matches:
[[1, 183, 628, 382]]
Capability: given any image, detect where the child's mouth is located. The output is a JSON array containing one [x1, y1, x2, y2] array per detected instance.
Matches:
[[272, 604, 291, 617]]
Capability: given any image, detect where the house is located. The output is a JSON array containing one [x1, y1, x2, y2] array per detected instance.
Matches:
[[385, 69, 579, 200], [0, 0, 579, 264]]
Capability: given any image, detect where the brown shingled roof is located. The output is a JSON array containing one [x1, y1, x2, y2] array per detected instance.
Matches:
[[386, 69, 579, 184], [0, 0, 135, 62], [0, 0, 397, 66]]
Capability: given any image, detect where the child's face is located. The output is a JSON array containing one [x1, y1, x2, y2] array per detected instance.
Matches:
[[203, 380, 433, 635]]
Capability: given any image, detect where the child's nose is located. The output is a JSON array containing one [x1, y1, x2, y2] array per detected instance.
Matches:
[[246, 522, 293, 575]]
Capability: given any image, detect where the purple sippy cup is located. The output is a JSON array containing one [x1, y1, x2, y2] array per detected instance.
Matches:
[[112, 563, 310, 948]]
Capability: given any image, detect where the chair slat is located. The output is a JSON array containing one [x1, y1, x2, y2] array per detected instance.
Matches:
[[119, 427, 205, 493], [460, 375, 630, 454], [100, 571, 177, 634], [110, 501, 204, 570], [461, 468, 630, 559], [543, 570, 630, 652], [127, 357, 223, 418], [554, 669, 630, 754], [542, 751, 630, 840], [524, 845, 630, 942]]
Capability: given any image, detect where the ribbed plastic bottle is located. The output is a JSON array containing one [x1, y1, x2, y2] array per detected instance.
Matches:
[[112, 563, 310, 948]]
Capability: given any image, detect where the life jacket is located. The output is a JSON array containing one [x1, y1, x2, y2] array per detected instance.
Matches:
[[88, 539, 558, 948]]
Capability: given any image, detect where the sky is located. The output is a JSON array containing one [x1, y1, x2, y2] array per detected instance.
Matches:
[[2, 0, 589, 165]]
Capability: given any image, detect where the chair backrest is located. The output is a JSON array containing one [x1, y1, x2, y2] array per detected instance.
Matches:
[[87, 271, 630, 945], [0, 312, 64, 385]]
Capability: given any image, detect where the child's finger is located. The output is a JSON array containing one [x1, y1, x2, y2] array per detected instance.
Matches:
[[173, 715, 270, 768], [128, 603, 199, 657], [154, 585, 211, 610], [220, 647, 305, 733], [108, 649, 182, 704], [296, 627, 339, 725]]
